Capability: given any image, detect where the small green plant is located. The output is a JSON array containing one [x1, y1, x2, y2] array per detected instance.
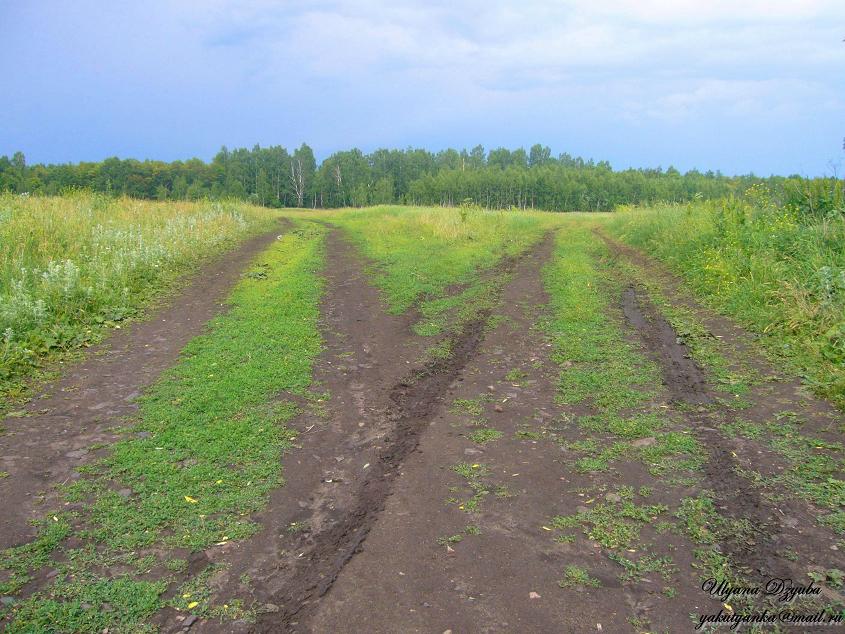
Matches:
[[451, 397, 489, 417], [505, 368, 528, 385], [165, 558, 187, 572], [437, 534, 464, 546], [558, 565, 601, 589], [469, 428, 503, 444], [609, 552, 675, 583]]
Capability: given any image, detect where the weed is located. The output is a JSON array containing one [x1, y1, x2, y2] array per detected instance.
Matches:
[[0, 193, 277, 406], [451, 397, 490, 417], [608, 198, 845, 406], [609, 552, 675, 583], [468, 428, 503, 444], [436, 534, 463, 546], [551, 499, 667, 551], [505, 368, 528, 385], [542, 226, 659, 413], [558, 565, 601, 589]]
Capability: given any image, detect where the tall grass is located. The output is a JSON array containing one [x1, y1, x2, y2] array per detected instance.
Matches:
[[607, 188, 845, 406], [0, 192, 277, 403]]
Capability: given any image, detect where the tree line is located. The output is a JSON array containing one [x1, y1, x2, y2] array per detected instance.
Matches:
[[0, 144, 822, 212]]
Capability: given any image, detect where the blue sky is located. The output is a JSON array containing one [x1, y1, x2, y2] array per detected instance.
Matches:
[[2, 0, 844, 175]]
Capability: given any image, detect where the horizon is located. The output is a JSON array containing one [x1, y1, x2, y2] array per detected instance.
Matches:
[[2, 1, 844, 177]]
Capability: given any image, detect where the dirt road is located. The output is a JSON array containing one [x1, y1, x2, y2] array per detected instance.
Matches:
[[2, 220, 843, 633]]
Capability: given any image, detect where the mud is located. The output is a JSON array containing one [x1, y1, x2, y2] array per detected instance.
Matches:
[[168, 231, 552, 634], [0, 224, 287, 551], [249, 235, 537, 632], [620, 286, 711, 405], [8, 219, 844, 633]]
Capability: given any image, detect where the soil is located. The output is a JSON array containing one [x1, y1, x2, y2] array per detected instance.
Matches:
[[301, 232, 628, 633], [0, 225, 286, 551]]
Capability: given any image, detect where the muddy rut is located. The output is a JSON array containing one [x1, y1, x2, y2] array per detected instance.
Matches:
[[0, 225, 287, 552], [201, 229, 844, 633], [620, 284, 793, 579], [604, 234, 845, 597], [7, 219, 845, 633]]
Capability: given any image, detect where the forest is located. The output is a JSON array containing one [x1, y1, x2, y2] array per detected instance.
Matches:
[[0, 144, 826, 212]]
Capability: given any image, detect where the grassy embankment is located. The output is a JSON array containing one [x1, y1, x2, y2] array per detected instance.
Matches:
[[0, 219, 325, 632], [0, 192, 278, 408], [606, 187, 845, 408]]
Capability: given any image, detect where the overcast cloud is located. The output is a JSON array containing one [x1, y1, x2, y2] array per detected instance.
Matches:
[[1, 0, 843, 174]]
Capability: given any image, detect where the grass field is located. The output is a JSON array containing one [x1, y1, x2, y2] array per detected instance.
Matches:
[[0, 192, 277, 406], [607, 192, 845, 407], [1, 199, 844, 632]]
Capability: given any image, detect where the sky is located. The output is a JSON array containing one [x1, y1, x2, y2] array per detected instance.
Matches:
[[1, 0, 844, 176]]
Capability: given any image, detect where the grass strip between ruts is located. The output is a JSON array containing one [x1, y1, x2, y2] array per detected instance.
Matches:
[[0, 219, 326, 633]]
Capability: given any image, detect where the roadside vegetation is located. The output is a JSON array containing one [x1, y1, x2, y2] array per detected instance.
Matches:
[[0, 219, 325, 632], [608, 181, 845, 406], [0, 192, 276, 407], [541, 217, 845, 629]]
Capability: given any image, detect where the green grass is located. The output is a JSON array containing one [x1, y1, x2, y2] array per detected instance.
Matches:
[[450, 462, 501, 513], [608, 193, 845, 407], [4, 577, 165, 634], [608, 552, 675, 584], [326, 206, 556, 348], [542, 223, 659, 413], [0, 192, 277, 407], [0, 219, 326, 632], [577, 412, 665, 439], [327, 205, 555, 314], [468, 428, 503, 444], [612, 256, 757, 396], [558, 565, 601, 589], [551, 498, 669, 551], [451, 396, 490, 417], [541, 226, 707, 481]]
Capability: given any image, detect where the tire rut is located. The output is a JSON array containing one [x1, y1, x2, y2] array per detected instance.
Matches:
[[252, 246, 543, 633], [619, 283, 793, 579], [191, 230, 551, 634], [255, 317, 489, 632]]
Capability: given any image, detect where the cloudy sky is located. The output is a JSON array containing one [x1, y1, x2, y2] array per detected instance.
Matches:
[[2, 0, 843, 175]]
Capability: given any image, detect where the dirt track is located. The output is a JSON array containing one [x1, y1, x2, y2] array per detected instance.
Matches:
[[2, 221, 844, 633], [0, 226, 284, 551]]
